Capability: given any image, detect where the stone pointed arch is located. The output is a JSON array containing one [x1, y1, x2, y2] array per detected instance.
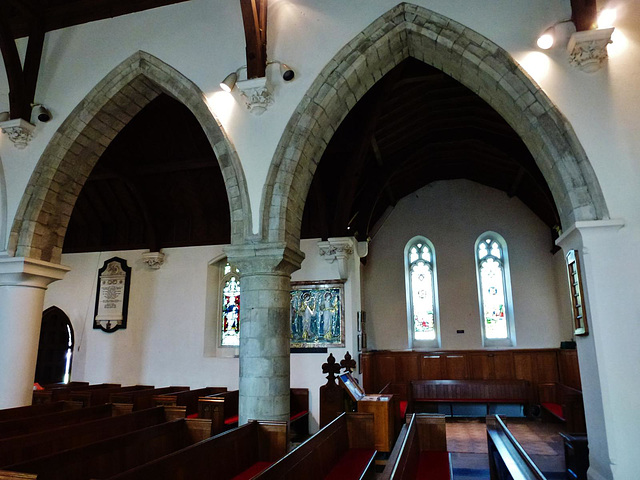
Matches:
[[9, 50, 251, 263], [262, 2, 608, 245]]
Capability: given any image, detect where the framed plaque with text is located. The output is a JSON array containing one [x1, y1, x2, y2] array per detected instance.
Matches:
[[94, 257, 131, 333], [566, 250, 588, 336]]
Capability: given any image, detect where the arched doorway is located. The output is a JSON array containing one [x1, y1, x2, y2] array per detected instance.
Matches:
[[34, 306, 74, 385]]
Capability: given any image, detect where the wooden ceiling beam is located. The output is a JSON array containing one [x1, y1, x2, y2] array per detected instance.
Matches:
[[0, 0, 45, 120], [239, 0, 267, 78], [571, 0, 597, 32], [6, 0, 191, 39]]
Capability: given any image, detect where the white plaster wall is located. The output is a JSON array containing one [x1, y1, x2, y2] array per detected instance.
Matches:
[[363, 179, 572, 351], [44, 238, 362, 433]]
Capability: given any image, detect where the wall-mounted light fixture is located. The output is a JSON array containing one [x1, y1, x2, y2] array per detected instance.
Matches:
[[220, 72, 238, 93], [268, 61, 295, 81], [32, 104, 52, 123], [536, 20, 575, 50]]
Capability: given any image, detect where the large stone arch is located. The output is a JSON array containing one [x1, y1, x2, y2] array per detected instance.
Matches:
[[9, 50, 251, 263], [262, 2, 608, 245]]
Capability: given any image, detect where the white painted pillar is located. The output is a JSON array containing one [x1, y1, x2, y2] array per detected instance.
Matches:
[[226, 242, 303, 425], [0, 257, 70, 408], [557, 219, 640, 480]]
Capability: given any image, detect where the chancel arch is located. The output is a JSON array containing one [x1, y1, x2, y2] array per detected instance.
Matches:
[[263, 3, 608, 246], [9, 50, 251, 264]]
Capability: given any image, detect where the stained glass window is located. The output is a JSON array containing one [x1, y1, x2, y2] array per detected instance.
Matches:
[[221, 263, 240, 347], [476, 234, 512, 342], [406, 238, 439, 345]]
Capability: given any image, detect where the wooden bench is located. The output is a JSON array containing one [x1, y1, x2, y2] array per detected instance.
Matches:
[[0, 417, 212, 480], [486, 415, 547, 480], [153, 386, 226, 417], [0, 404, 129, 439], [100, 420, 288, 480], [255, 412, 377, 480], [32, 383, 118, 405], [410, 380, 532, 417], [380, 414, 452, 480], [537, 383, 586, 433], [0, 401, 80, 423], [0, 406, 172, 467], [198, 388, 310, 437], [290, 388, 310, 440], [110, 386, 189, 411], [198, 389, 239, 433], [70, 385, 155, 408]]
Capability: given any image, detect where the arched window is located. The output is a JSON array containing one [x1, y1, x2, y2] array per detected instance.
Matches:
[[475, 232, 515, 346], [405, 237, 440, 348], [220, 263, 240, 347]]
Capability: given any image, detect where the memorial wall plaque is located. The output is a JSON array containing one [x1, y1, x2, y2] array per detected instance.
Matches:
[[94, 257, 131, 333]]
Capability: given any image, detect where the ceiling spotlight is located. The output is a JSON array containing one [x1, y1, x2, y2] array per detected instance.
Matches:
[[537, 28, 555, 49], [220, 72, 238, 93], [0, 111, 9, 122], [279, 63, 295, 81], [32, 104, 52, 122]]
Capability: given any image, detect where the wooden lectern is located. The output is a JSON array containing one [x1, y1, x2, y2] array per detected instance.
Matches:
[[339, 372, 395, 453]]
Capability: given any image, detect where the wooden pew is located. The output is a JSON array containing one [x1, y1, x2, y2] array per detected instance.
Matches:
[[198, 389, 239, 433], [70, 385, 154, 407], [32, 383, 117, 405], [0, 404, 125, 439], [199, 388, 310, 437], [0, 407, 173, 467], [110, 386, 189, 411], [380, 414, 452, 480], [255, 412, 377, 480], [0, 401, 80, 423], [100, 420, 287, 480], [537, 383, 586, 433], [486, 415, 547, 480], [153, 386, 226, 417], [0, 417, 212, 480], [290, 388, 310, 440], [410, 380, 532, 417]]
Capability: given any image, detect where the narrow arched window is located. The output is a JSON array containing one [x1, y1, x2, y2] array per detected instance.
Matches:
[[475, 233, 515, 346], [405, 237, 440, 347], [220, 263, 240, 347]]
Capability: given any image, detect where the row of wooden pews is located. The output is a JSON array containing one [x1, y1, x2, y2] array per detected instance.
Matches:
[[0, 385, 376, 480]]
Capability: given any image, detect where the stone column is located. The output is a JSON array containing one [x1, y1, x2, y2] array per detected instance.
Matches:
[[0, 257, 70, 408], [226, 242, 304, 424]]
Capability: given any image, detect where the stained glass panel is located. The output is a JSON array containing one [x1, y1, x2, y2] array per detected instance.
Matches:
[[411, 260, 435, 340], [477, 237, 508, 340], [221, 266, 240, 347]]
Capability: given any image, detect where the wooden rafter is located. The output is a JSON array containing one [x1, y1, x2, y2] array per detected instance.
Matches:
[[0, 0, 45, 120], [239, 0, 267, 78], [570, 0, 597, 32]]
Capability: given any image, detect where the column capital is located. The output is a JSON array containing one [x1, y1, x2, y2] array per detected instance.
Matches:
[[556, 218, 625, 250], [0, 256, 70, 288], [225, 242, 304, 276]]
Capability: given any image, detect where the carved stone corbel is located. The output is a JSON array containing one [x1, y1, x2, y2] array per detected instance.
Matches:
[[236, 77, 273, 115], [318, 237, 355, 280], [0, 118, 35, 149], [567, 27, 615, 73], [142, 251, 165, 269]]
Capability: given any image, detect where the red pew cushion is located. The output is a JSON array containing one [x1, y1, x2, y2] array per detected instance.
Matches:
[[290, 410, 308, 422], [417, 451, 451, 480], [231, 461, 272, 480], [399, 400, 408, 418], [325, 448, 376, 480], [542, 402, 564, 420], [224, 415, 239, 425]]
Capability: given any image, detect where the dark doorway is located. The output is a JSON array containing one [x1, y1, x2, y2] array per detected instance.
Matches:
[[34, 307, 74, 385]]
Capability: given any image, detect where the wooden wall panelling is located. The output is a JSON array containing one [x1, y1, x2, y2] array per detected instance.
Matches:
[[513, 352, 534, 383], [444, 354, 468, 379], [375, 355, 397, 392], [533, 351, 560, 384], [420, 354, 443, 379], [558, 349, 581, 390]]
